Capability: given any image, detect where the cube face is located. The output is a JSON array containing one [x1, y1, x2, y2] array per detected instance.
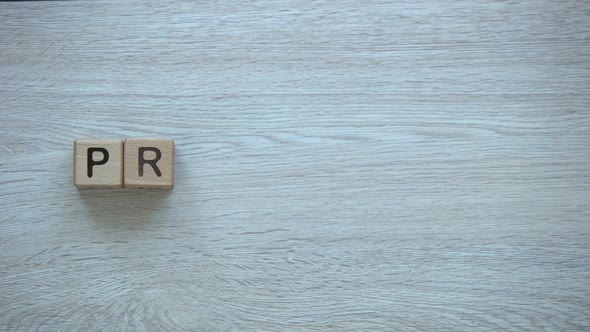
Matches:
[[124, 138, 174, 189], [74, 139, 123, 188]]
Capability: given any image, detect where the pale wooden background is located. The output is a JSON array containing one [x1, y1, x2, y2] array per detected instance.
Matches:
[[1, 0, 589, 331]]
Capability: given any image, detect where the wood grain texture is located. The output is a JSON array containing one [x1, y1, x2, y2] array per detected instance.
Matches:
[[1, 0, 589, 330]]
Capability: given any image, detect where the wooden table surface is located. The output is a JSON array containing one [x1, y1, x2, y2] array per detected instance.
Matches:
[[1, 0, 589, 330]]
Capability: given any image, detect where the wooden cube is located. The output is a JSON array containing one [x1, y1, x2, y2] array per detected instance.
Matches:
[[74, 139, 123, 188], [124, 138, 174, 189]]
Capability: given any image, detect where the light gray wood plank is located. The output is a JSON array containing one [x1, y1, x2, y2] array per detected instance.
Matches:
[[1, 0, 589, 330]]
